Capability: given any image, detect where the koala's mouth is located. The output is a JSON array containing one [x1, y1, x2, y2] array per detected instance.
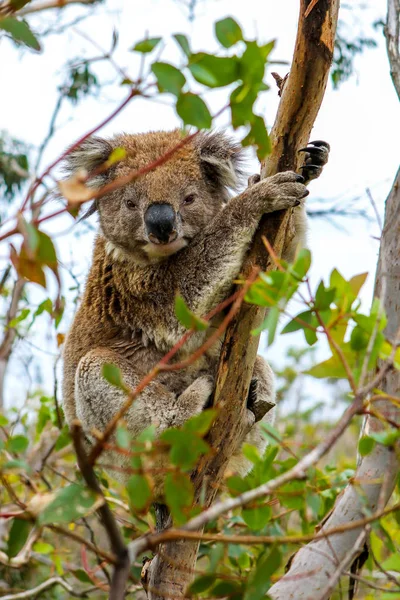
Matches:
[[143, 238, 187, 258]]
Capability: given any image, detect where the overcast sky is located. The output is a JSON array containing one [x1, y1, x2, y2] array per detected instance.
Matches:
[[1, 0, 399, 410]]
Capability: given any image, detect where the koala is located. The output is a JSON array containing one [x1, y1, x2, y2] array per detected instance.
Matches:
[[62, 130, 329, 494]]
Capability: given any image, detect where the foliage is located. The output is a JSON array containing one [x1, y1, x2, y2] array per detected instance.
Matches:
[[0, 132, 30, 203], [0, 2, 398, 600]]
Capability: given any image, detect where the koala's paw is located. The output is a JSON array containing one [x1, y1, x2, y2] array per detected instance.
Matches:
[[298, 140, 330, 184], [247, 378, 276, 422], [257, 171, 309, 212], [178, 375, 214, 420]]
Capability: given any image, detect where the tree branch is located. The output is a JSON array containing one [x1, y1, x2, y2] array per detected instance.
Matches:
[[385, 0, 400, 100], [145, 1, 340, 596], [17, 0, 101, 17], [0, 577, 96, 599]]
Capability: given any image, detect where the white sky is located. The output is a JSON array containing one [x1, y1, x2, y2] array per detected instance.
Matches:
[[0, 0, 399, 412]]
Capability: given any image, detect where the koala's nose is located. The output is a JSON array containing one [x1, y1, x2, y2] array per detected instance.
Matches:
[[144, 203, 177, 244]]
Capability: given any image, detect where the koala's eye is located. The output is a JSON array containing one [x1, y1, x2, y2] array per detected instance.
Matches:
[[125, 198, 136, 210], [183, 194, 196, 206]]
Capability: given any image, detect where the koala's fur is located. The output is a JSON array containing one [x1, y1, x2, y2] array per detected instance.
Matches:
[[62, 130, 327, 494]]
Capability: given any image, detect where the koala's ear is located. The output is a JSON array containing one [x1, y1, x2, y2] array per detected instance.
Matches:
[[194, 131, 246, 193], [63, 137, 113, 220], [63, 136, 113, 180]]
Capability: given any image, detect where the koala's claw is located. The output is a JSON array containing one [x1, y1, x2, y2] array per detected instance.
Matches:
[[298, 140, 330, 184]]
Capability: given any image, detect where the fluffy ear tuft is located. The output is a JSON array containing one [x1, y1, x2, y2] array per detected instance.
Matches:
[[194, 131, 246, 194], [63, 136, 113, 220], [63, 136, 113, 180]]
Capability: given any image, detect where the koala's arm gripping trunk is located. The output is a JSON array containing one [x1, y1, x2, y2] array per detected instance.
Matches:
[[145, 1, 340, 597]]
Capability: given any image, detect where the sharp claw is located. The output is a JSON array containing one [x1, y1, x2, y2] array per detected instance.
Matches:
[[309, 140, 330, 150], [295, 174, 305, 182], [298, 146, 327, 155]]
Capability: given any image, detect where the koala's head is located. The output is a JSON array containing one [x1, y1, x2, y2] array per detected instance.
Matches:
[[64, 130, 244, 265]]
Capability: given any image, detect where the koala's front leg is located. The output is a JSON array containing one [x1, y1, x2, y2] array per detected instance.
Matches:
[[178, 171, 309, 316], [248, 141, 329, 262]]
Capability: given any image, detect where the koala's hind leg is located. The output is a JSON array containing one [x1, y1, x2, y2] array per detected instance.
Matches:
[[228, 355, 276, 476], [75, 347, 213, 483]]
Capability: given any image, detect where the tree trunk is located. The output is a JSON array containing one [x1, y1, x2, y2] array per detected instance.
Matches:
[[146, 1, 340, 597]]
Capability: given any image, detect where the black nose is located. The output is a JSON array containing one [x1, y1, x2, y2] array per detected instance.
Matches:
[[144, 203, 177, 244]]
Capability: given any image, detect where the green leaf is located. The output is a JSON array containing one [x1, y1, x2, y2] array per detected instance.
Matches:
[[184, 409, 216, 435], [126, 474, 153, 513], [71, 569, 92, 584], [358, 435, 375, 456], [242, 443, 261, 464], [102, 363, 128, 391], [349, 272, 368, 297], [242, 115, 271, 159], [161, 428, 210, 470], [116, 425, 131, 449], [215, 17, 243, 48], [189, 54, 239, 88], [33, 541, 54, 554], [242, 504, 272, 529], [173, 33, 191, 57], [281, 310, 314, 334], [261, 422, 282, 446], [211, 581, 243, 597], [107, 147, 126, 165], [188, 574, 216, 594], [164, 472, 193, 524], [38, 484, 101, 525], [239, 40, 273, 85], [54, 427, 70, 451], [152, 62, 186, 96], [9, 0, 31, 9], [0, 17, 41, 51], [7, 435, 29, 453], [244, 546, 281, 600], [132, 37, 161, 53], [174, 294, 209, 331], [0, 414, 9, 426], [37, 231, 57, 266], [304, 353, 347, 379], [350, 326, 370, 351], [253, 304, 279, 343], [8, 307, 30, 328], [314, 281, 336, 310], [7, 519, 32, 558], [176, 93, 212, 129], [291, 248, 312, 279], [369, 429, 400, 447], [230, 84, 258, 128], [381, 554, 400, 572]]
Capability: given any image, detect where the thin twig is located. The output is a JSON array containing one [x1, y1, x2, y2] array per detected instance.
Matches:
[[0, 577, 96, 599]]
